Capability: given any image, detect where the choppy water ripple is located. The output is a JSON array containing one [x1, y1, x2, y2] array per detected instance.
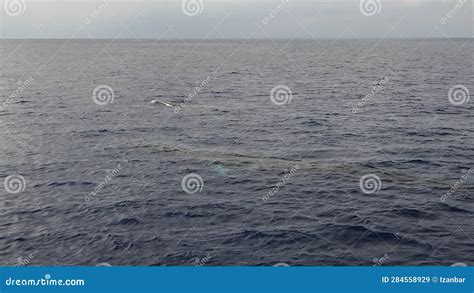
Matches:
[[0, 39, 473, 266]]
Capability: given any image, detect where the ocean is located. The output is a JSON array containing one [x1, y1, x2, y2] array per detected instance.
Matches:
[[0, 39, 472, 266]]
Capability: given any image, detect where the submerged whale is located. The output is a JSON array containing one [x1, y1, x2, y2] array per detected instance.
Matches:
[[138, 142, 456, 189]]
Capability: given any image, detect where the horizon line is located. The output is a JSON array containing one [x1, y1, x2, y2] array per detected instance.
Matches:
[[1, 37, 472, 41]]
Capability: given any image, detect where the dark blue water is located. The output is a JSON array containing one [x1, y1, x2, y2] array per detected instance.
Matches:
[[0, 39, 473, 266]]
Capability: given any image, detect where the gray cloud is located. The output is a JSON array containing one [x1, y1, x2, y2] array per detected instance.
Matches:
[[1, 0, 471, 39]]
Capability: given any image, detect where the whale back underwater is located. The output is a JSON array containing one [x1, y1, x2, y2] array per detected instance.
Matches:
[[138, 142, 463, 190]]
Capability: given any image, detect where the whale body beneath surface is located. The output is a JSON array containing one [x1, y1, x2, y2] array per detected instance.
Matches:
[[138, 142, 456, 189], [151, 100, 174, 107]]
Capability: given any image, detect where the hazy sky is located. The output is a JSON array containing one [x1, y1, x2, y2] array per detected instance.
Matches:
[[0, 0, 472, 39]]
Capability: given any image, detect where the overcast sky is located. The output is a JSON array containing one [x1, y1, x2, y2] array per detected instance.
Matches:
[[0, 0, 472, 39]]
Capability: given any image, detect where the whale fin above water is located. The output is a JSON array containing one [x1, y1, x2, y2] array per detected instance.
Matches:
[[151, 100, 174, 107]]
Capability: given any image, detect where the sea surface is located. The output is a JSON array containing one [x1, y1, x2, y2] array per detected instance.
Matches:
[[0, 39, 473, 266]]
